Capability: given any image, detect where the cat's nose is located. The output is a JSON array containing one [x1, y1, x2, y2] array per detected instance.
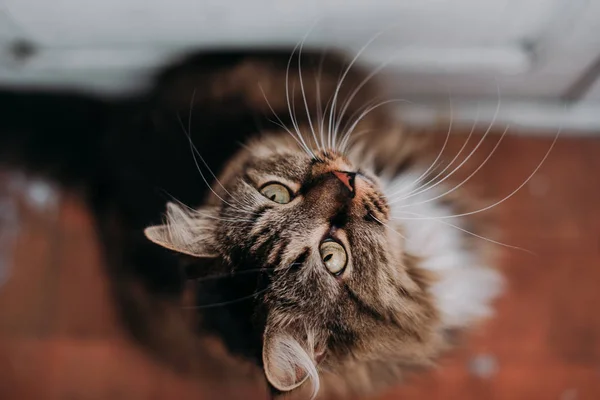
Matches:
[[332, 171, 356, 196]]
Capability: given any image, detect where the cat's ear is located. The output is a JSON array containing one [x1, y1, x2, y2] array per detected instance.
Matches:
[[144, 202, 219, 258], [262, 326, 320, 394]]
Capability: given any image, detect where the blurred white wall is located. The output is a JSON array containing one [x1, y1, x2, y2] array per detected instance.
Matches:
[[1, 0, 600, 133]]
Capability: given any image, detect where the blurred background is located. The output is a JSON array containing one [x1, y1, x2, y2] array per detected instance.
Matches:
[[0, 0, 599, 399], [2, 0, 600, 130]]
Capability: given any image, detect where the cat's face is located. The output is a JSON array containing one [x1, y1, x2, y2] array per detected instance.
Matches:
[[145, 133, 440, 395]]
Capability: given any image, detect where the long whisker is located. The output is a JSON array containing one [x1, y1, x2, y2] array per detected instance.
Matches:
[[297, 25, 321, 152], [338, 97, 415, 154], [315, 50, 328, 152], [328, 33, 383, 150], [332, 51, 404, 149], [157, 195, 255, 224], [393, 124, 561, 219], [259, 85, 313, 157], [176, 114, 254, 214], [183, 263, 300, 309], [179, 91, 249, 210], [338, 129, 370, 154], [395, 123, 510, 208], [389, 80, 503, 201], [319, 83, 336, 152], [391, 210, 535, 255], [337, 95, 382, 153], [183, 89, 235, 198], [191, 267, 278, 283], [399, 104, 481, 198], [370, 214, 405, 239], [178, 99, 254, 216], [183, 286, 271, 309], [385, 93, 455, 196], [285, 41, 317, 158]]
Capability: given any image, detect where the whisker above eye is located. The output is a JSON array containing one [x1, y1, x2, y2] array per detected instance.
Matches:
[[175, 199, 255, 223], [315, 50, 329, 153], [182, 90, 235, 198], [259, 85, 314, 158], [327, 33, 383, 151], [338, 98, 415, 154], [297, 24, 322, 153], [285, 39, 317, 159], [333, 50, 405, 152], [176, 113, 257, 215]]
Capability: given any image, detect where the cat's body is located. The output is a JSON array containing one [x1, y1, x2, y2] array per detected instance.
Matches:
[[0, 49, 502, 399]]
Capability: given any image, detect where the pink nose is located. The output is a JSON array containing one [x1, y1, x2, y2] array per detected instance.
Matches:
[[332, 170, 356, 193]]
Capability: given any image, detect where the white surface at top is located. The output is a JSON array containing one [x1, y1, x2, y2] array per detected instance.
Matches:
[[1, 0, 599, 132]]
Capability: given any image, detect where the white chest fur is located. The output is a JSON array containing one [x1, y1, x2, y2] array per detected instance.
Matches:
[[384, 171, 503, 329]]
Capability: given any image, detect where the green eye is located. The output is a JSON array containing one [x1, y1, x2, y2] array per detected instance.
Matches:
[[260, 183, 292, 204], [319, 240, 348, 276]]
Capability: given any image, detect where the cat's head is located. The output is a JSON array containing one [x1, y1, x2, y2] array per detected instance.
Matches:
[[145, 133, 442, 396]]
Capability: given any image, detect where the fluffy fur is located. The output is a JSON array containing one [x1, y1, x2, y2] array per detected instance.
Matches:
[[145, 130, 503, 399], [0, 49, 503, 399]]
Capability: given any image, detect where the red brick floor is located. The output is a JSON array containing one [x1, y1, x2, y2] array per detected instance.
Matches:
[[1, 133, 599, 399]]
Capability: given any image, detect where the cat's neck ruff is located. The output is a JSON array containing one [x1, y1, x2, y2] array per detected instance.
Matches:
[[384, 170, 504, 330]]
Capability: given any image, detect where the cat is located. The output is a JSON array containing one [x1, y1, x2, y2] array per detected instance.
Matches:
[[0, 49, 503, 399]]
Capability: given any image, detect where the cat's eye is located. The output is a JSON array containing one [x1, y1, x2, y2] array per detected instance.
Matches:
[[319, 240, 347, 276], [260, 183, 292, 204]]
